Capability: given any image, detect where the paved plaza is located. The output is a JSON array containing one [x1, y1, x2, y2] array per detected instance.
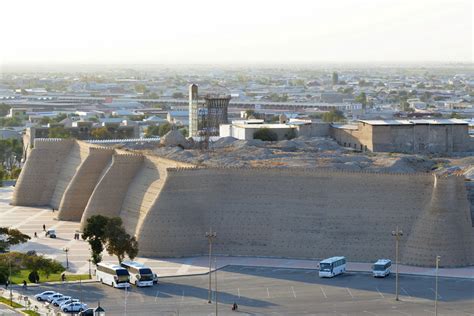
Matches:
[[12, 266, 474, 316]]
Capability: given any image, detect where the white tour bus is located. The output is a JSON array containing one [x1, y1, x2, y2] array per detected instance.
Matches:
[[96, 263, 131, 288], [318, 256, 346, 278], [372, 259, 392, 277], [120, 261, 155, 287]]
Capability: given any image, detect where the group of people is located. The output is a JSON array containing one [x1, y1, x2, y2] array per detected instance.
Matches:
[[73, 232, 81, 240]]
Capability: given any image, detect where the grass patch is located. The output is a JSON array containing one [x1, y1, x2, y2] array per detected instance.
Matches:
[[10, 270, 91, 284], [0, 296, 23, 308], [22, 310, 40, 316]]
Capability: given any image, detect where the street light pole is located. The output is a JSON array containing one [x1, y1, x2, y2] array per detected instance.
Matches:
[[63, 248, 69, 270], [215, 258, 218, 316], [205, 228, 217, 304], [435, 255, 440, 316], [391, 226, 403, 301], [9, 258, 12, 307], [88, 259, 92, 278]]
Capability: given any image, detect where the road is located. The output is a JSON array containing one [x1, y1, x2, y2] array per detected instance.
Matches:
[[26, 266, 474, 315]]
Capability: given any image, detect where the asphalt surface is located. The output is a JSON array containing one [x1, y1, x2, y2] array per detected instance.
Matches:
[[23, 266, 474, 315]]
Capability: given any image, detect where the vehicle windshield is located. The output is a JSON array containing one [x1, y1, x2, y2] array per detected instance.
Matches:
[[139, 268, 153, 275], [320, 263, 332, 272], [116, 269, 130, 276], [373, 264, 386, 271]]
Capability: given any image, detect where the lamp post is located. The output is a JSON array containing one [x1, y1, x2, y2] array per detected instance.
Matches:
[[205, 228, 217, 304], [391, 226, 403, 301], [88, 258, 92, 278], [435, 255, 441, 316], [215, 258, 218, 316], [63, 248, 69, 270], [94, 301, 105, 316], [9, 258, 12, 307]]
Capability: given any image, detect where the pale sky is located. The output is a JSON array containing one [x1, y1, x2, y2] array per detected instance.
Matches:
[[0, 0, 472, 65]]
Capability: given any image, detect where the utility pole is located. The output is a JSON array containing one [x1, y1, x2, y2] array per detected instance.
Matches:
[[215, 258, 218, 316], [88, 259, 92, 278], [205, 228, 217, 303], [391, 226, 403, 301], [435, 255, 441, 316]]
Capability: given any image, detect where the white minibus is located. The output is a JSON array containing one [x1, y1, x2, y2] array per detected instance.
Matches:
[[96, 262, 131, 288], [372, 259, 391, 277], [318, 256, 346, 278], [120, 261, 155, 287]]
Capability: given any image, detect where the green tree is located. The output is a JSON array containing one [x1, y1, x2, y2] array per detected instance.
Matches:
[[90, 127, 112, 140], [0, 117, 22, 127], [52, 113, 67, 123], [322, 109, 345, 123], [355, 92, 368, 108], [0, 227, 31, 252], [332, 72, 339, 85], [82, 215, 109, 265], [48, 127, 70, 138], [172, 92, 184, 98], [145, 125, 160, 138], [39, 117, 51, 125], [253, 128, 278, 141], [179, 127, 188, 138], [158, 122, 172, 136], [103, 217, 139, 264], [135, 84, 148, 94], [0, 104, 11, 117]]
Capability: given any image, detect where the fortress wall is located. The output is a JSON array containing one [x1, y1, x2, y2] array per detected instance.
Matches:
[[57, 147, 114, 221], [137, 168, 473, 266], [12, 139, 74, 206], [403, 176, 474, 267], [50, 142, 93, 209], [119, 156, 194, 236], [80, 153, 144, 227]]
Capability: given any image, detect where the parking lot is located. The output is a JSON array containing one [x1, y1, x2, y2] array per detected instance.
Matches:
[[27, 266, 474, 315]]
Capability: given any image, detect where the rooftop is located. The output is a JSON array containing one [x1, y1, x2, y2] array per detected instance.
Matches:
[[359, 119, 469, 126]]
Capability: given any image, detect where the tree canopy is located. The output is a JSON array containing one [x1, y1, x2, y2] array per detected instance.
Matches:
[[0, 227, 30, 252], [82, 215, 139, 264], [322, 109, 345, 123], [253, 128, 278, 141]]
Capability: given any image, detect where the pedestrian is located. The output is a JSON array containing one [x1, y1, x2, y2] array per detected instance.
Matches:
[[5, 279, 9, 289], [61, 273, 66, 283], [232, 302, 238, 311], [34, 232, 37, 238], [23, 280, 27, 290], [42, 224, 46, 231]]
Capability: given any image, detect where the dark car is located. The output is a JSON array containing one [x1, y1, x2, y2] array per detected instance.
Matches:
[[79, 308, 94, 316]]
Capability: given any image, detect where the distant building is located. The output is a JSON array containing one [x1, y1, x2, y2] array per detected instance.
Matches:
[[331, 119, 474, 153], [203, 94, 231, 136], [189, 84, 199, 137], [220, 119, 330, 140]]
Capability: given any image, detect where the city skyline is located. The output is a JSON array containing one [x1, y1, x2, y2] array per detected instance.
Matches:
[[0, 0, 472, 66]]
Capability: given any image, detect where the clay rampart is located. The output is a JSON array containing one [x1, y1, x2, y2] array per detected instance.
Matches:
[[12, 139, 74, 206], [137, 168, 473, 267], [57, 147, 114, 221], [80, 153, 145, 226]]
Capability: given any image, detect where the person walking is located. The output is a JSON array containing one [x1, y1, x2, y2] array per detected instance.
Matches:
[[5, 279, 9, 289], [42, 224, 46, 231], [34, 232, 37, 238], [22, 280, 27, 290]]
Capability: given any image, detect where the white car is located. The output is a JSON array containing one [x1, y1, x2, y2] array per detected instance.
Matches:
[[34, 291, 56, 301], [52, 296, 71, 306], [62, 302, 88, 313], [46, 293, 64, 303], [59, 298, 79, 308]]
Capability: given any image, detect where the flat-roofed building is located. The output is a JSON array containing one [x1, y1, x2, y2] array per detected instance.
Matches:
[[331, 119, 474, 153]]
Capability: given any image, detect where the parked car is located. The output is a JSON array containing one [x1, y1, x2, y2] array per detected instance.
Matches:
[[62, 302, 88, 313], [45, 229, 56, 238], [46, 293, 63, 303], [52, 296, 71, 306], [79, 308, 95, 316], [59, 298, 79, 308], [34, 291, 56, 301]]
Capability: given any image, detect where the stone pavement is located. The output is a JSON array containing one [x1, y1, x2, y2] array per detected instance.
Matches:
[[1, 187, 473, 280]]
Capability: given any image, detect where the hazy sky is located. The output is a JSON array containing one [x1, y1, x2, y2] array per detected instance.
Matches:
[[0, 0, 472, 65]]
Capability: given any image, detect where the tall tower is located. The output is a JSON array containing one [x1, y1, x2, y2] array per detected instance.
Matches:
[[189, 84, 199, 137]]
